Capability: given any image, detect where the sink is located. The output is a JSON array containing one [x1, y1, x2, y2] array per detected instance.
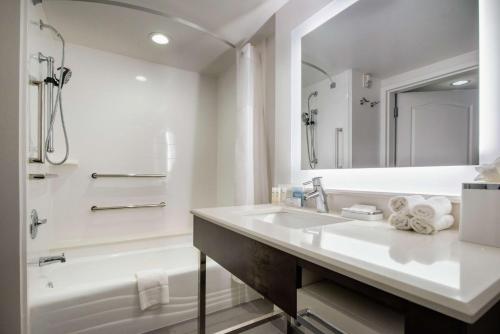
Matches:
[[245, 210, 350, 229]]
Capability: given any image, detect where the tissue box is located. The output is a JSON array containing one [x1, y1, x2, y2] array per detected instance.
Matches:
[[460, 183, 500, 247]]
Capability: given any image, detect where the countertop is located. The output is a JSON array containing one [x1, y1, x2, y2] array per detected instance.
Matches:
[[191, 204, 500, 323]]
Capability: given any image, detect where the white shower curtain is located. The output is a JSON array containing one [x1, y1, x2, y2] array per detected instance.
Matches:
[[234, 42, 270, 205]]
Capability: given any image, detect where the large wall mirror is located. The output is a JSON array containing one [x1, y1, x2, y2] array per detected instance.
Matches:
[[301, 0, 479, 170]]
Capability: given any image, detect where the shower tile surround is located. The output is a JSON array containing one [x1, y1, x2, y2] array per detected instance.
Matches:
[[26, 4, 217, 255]]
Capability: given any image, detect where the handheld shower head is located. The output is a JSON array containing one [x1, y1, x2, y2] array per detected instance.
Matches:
[[57, 67, 72, 86]]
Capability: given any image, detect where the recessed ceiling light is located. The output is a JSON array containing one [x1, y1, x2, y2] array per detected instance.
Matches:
[[451, 80, 470, 86], [150, 32, 169, 45], [135, 75, 147, 82]]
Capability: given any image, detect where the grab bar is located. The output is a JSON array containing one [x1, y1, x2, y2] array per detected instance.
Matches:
[[28, 78, 45, 163], [335, 128, 344, 169], [91, 173, 166, 179], [90, 202, 166, 211]]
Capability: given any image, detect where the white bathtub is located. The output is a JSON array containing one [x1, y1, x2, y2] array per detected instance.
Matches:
[[29, 241, 260, 334]]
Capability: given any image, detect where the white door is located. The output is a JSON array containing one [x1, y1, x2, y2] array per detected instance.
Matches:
[[396, 90, 478, 167]]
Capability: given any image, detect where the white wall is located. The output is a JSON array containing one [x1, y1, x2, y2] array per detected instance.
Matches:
[[350, 69, 381, 168], [26, 0, 58, 261], [39, 44, 218, 248], [277, 0, 500, 196], [0, 0, 24, 332]]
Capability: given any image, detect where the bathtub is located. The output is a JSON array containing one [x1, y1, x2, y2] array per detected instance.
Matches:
[[29, 240, 260, 334]]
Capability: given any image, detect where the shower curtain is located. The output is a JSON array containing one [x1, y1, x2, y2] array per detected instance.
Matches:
[[234, 42, 270, 205]]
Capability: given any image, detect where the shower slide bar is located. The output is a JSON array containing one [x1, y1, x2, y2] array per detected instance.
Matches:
[[91, 202, 166, 211], [91, 173, 166, 179]]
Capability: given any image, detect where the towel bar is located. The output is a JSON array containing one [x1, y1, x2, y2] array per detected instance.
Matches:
[[91, 173, 166, 179], [90, 202, 166, 211]]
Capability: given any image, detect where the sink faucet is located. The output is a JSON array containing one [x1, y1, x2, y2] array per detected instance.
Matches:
[[39, 253, 66, 267], [303, 177, 329, 213]]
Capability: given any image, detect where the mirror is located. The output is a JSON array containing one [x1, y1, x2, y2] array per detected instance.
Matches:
[[301, 0, 479, 169]]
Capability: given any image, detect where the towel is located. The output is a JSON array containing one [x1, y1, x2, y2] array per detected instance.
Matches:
[[411, 196, 452, 220], [474, 157, 500, 182], [389, 195, 426, 215], [409, 215, 454, 235], [135, 269, 170, 311], [388, 213, 412, 230]]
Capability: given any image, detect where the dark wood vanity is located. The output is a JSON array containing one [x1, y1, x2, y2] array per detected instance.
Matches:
[[193, 215, 500, 334]]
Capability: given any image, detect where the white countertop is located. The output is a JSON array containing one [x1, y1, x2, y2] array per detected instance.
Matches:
[[191, 204, 500, 323]]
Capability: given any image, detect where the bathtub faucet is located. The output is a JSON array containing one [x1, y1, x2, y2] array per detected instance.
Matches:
[[39, 253, 66, 266]]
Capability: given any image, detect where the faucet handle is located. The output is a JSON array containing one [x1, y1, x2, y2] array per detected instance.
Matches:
[[304, 177, 323, 186]]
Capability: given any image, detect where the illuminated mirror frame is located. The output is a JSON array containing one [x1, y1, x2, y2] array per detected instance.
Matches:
[[289, 0, 499, 196]]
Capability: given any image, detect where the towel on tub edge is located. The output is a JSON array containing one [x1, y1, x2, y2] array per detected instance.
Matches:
[[135, 269, 170, 311]]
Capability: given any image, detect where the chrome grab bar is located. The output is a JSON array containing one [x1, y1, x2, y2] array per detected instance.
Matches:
[[28, 78, 45, 163], [335, 128, 344, 169], [91, 173, 166, 179], [91, 202, 166, 211]]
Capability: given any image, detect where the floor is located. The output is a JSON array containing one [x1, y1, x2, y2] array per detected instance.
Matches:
[[146, 299, 290, 334]]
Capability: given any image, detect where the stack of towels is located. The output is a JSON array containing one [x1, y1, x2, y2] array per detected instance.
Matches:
[[388, 195, 454, 234]]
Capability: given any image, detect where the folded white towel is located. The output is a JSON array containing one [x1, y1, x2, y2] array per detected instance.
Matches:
[[389, 195, 426, 215], [411, 196, 452, 220], [135, 269, 170, 311], [409, 215, 454, 235], [388, 213, 412, 230]]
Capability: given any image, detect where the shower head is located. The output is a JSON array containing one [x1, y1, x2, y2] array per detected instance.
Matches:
[[57, 67, 72, 86]]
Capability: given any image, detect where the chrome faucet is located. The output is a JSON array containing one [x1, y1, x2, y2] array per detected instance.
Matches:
[[303, 177, 329, 213], [39, 253, 66, 267]]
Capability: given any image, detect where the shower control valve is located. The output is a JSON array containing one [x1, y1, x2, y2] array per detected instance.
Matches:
[[30, 209, 47, 239]]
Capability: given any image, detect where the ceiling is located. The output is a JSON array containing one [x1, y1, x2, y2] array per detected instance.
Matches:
[[302, 0, 478, 86], [409, 69, 478, 92], [41, 0, 287, 73]]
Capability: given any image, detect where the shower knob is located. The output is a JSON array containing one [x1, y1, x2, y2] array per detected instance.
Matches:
[[30, 209, 47, 239]]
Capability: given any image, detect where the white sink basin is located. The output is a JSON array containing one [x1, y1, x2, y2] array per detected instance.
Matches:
[[245, 210, 350, 229]]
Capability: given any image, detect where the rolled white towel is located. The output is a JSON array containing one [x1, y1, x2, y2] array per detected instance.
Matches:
[[388, 213, 412, 230], [135, 269, 170, 311], [411, 196, 452, 220], [409, 215, 454, 235], [389, 195, 426, 215]]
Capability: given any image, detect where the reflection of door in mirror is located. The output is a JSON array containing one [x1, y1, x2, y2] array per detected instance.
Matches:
[[300, 0, 479, 170], [395, 89, 479, 167]]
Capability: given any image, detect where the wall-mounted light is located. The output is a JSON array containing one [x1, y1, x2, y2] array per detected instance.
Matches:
[[149, 32, 169, 45], [451, 80, 470, 86], [135, 75, 147, 82]]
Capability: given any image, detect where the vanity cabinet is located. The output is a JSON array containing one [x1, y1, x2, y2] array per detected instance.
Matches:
[[193, 215, 500, 334]]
